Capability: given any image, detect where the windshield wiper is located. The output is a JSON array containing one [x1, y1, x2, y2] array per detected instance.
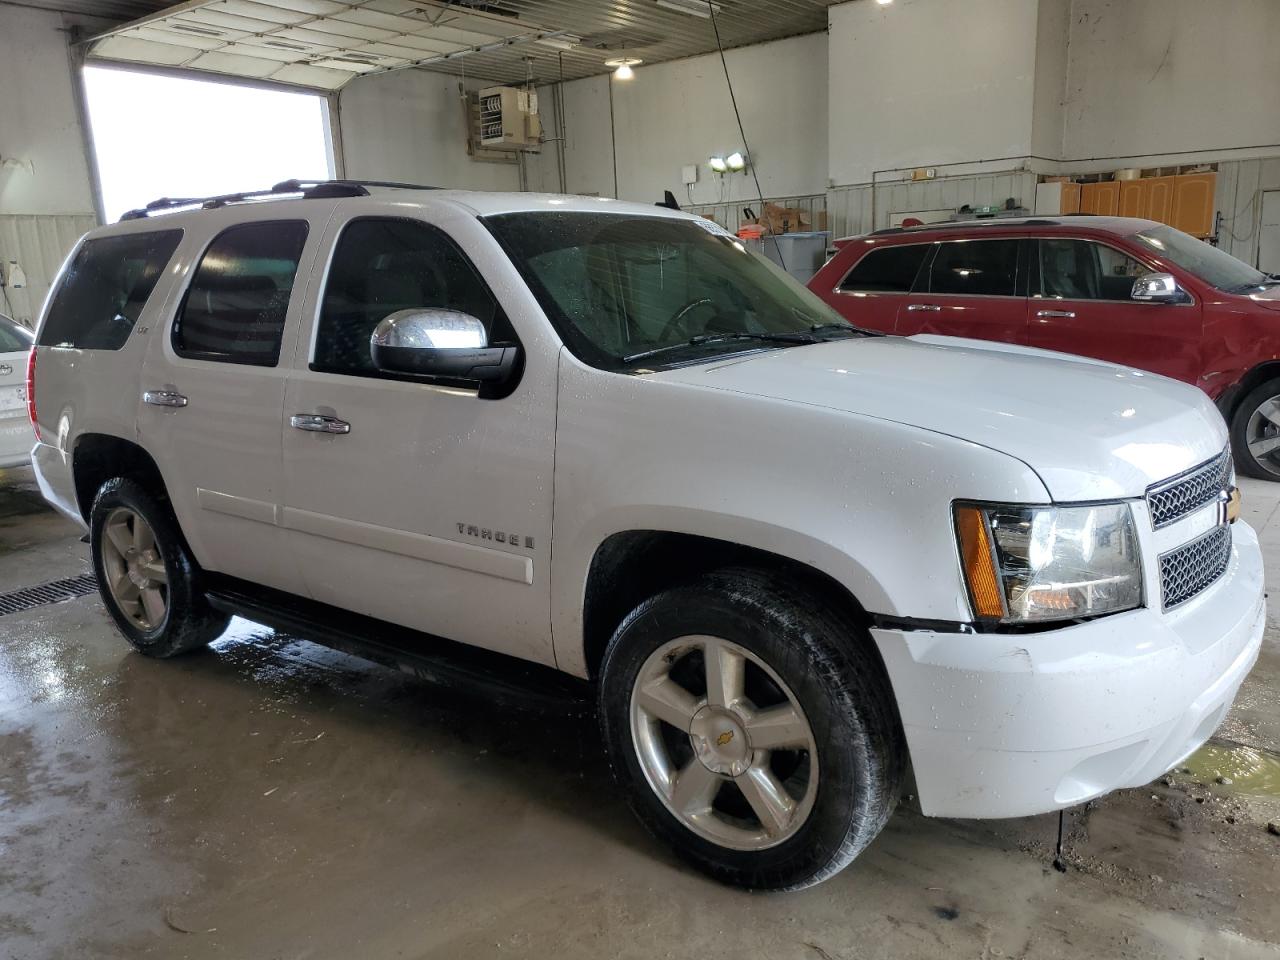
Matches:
[[808, 321, 882, 338], [622, 331, 819, 364]]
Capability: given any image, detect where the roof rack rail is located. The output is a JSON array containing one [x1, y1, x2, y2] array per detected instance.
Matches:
[[119, 179, 436, 222], [869, 216, 1063, 236]]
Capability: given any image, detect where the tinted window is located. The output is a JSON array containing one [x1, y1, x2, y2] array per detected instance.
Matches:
[[174, 221, 308, 366], [0, 316, 33, 353], [839, 244, 929, 293], [38, 230, 182, 350], [928, 239, 1019, 296], [1038, 239, 1147, 300], [315, 218, 506, 376]]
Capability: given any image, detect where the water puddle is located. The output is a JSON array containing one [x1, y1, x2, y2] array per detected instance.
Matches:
[[1181, 741, 1280, 798]]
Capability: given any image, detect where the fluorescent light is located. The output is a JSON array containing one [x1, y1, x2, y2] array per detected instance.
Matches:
[[708, 156, 728, 173], [725, 151, 746, 171], [657, 0, 721, 17], [535, 35, 580, 51]]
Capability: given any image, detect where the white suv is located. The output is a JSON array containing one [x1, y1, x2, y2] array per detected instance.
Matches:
[[0, 312, 35, 468], [29, 181, 1265, 890]]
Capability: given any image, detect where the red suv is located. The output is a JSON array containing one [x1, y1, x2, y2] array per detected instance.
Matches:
[[809, 216, 1280, 479]]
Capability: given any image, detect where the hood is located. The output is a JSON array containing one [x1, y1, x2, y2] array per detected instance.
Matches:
[[1248, 286, 1280, 312], [652, 335, 1227, 502]]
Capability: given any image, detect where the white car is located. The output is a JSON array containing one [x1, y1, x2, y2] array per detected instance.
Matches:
[[0, 312, 35, 468], [28, 181, 1264, 890]]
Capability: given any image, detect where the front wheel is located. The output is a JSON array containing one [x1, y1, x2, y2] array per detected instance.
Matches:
[[598, 568, 905, 890], [1230, 378, 1280, 480]]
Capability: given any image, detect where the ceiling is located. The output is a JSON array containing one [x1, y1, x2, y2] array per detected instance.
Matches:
[[75, 0, 841, 90]]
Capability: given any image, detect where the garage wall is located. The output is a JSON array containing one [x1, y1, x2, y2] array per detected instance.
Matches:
[[525, 32, 829, 206], [827, 0, 1041, 188], [0, 4, 103, 327], [338, 70, 520, 191], [1062, 0, 1280, 167]]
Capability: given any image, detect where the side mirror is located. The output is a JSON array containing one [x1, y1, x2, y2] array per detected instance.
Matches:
[[370, 309, 519, 384], [1131, 272, 1190, 303]]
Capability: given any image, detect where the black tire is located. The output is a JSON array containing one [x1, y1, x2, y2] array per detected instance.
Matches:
[[89, 477, 229, 657], [1230, 378, 1280, 481], [597, 567, 906, 890]]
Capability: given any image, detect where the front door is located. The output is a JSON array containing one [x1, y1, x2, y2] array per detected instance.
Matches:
[[280, 208, 558, 666], [1026, 238, 1203, 383], [139, 209, 332, 596], [895, 237, 1030, 343]]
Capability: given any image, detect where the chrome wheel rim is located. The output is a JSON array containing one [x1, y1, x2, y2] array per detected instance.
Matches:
[[100, 507, 169, 631], [1246, 395, 1280, 478], [629, 635, 818, 851]]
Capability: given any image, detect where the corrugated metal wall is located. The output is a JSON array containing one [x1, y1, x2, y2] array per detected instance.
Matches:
[[1214, 156, 1280, 268], [0, 215, 94, 329], [683, 194, 827, 235], [827, 170, 1038, 239]]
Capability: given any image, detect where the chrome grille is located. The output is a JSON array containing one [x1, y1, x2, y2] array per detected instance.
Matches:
[[1146, 449, 1233, 529], [1160, 524, 1232, 610]]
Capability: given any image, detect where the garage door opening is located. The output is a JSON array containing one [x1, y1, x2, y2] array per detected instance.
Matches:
[[83, 66, 334, 223]]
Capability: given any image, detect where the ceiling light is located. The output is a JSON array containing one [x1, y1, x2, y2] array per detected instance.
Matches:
[[656, 0, 721, 18], [876, 0, 894, 5], [725, 151, 746, 171], [708, 156, 728, 173], [605, 57, 642, 79], [535, 35, 580, 51]]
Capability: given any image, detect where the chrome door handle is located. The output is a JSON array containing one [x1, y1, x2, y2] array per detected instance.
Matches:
[[143, 390, 188, 407], [906, 303, 942, 312], [291, 414, 350, 435], [1036, 310, 1076, 319], [0, 363, 12, 376]]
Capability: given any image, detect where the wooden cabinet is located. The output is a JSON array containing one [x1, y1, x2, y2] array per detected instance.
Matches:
[[1119, 179, 1146, 218], [1171, 173, 1216, 237], [1081, 180, 1120, 216], [1146, 176, 1175, 224]]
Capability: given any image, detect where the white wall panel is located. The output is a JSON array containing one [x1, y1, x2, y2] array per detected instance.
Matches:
[[0, 214, 95, 328]]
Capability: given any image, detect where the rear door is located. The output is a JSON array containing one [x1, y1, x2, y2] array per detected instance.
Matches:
[[0, 315, 34, 466], [139, 207, 334, 596], [895, 237, 1030, 343], [1026, 237, 1203, 382], [823, 242, 931, 333]]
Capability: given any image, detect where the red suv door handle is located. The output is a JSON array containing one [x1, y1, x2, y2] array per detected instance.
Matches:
[[1036, 309, 1076, 319]]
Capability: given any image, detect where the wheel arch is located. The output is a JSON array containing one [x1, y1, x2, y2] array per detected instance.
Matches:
[[71, 433, 169, 523], [1216, 360, 1280, 423]]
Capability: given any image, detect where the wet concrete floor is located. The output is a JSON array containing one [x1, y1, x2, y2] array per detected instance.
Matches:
[[1, 465, 1277, 959]]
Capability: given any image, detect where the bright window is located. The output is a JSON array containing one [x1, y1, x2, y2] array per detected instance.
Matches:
[[83, 67, 333, 223]]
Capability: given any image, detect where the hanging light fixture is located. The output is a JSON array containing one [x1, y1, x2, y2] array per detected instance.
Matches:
[[605, 57, 642, 80]]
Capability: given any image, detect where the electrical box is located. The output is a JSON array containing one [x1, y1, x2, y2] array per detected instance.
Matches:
[[681, 164, 699, 185], [478, 85, 542, 150]]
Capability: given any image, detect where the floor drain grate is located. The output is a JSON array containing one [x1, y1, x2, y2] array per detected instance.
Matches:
[[0, 573, 98, 617]]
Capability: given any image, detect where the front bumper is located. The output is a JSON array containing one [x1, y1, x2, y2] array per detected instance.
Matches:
[[872, 520, 1265, 819]]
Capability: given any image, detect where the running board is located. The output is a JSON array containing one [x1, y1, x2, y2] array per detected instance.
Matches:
[[204, 576, 590, 716]]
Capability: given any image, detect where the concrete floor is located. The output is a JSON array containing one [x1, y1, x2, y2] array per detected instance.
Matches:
[[1, 465, 1278, 960]]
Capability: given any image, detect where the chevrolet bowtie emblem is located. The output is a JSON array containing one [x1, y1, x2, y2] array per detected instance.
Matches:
[[1219, 486, 1241, 525], [716, 731, 735, 747]]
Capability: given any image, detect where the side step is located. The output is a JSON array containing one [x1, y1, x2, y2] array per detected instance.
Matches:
[[204, 576, 591, 716]]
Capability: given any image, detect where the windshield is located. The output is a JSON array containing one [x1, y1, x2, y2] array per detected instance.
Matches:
[[1131, 224, 1269, 293], [483, 212, 865, 370]]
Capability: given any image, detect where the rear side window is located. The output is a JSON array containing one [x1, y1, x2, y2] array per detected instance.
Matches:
[[39, 230, 182, 350], [0, 316, 33, 352], [314, 218, 506, 377], [173, 221, 308, 366], [928, 239, 1019, 297], [838, 244, 929, 293]]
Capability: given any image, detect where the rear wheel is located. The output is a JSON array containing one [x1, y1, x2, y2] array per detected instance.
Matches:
[[598, 567, 905, 890], [90, 478, 228, 657], [1230, 379, 1280, 480]]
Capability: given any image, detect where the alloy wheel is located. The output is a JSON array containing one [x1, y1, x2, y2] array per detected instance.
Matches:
[[629, 635, 818, 851], [99, 507, 169, 631], [1245, 394, 1280, 479]]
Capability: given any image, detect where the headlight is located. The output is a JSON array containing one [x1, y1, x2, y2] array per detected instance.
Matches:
[[954, 502, 1143, 623]]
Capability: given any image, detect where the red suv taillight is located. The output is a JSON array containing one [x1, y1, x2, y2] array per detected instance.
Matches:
[[25, 347, 40, 443]]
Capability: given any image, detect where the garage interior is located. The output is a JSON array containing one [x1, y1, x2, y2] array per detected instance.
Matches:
[[2, 0, 1280, 957]]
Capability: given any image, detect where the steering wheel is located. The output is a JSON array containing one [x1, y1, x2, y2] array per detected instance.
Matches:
[[658, 297, 716, 342]]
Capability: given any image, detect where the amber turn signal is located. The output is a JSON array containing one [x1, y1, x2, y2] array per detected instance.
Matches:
[[955, 506, 1005, 619]]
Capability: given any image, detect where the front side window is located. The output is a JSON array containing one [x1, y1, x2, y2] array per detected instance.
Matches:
[[1132, 224, 1269, 293], [0, 316, 33, 353], [839, 244, 930, 293], [39, 230, 182, 350], [927, 239, 1019, 297], [314, 218, 507, 376], [484, 212, 867, 370], [173, 220, 308, 366], [1037, 239, 1148, 301]]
